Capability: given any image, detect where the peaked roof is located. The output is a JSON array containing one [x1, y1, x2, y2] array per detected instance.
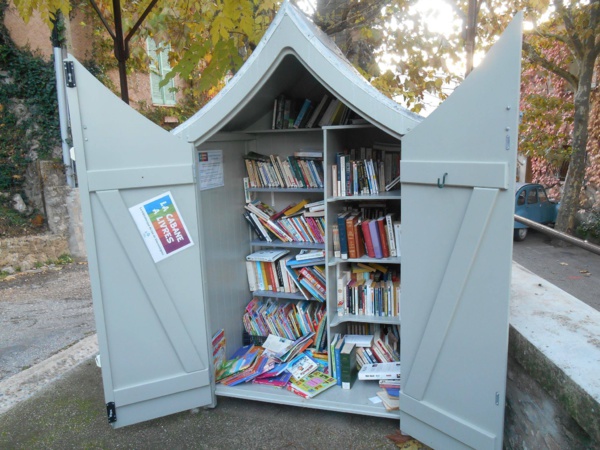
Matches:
[[173, 1, 422, 143]]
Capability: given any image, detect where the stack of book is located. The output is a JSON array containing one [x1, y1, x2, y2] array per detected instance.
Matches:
[[245, 249, 299, 294], [336, 263, 400, 318], [243, 151, 324, 189], [242, 297, 326, 343], [285, 256, 326, 302], [377, 381, 400, 411], [334, 210, 401, 260], [331, 144, 401, 197], [271, 94, 360, 129], [244, 199, 326, 244]]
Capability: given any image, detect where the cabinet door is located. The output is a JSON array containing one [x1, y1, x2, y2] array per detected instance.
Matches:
[[399, 15, 522, 450], [65, 58, 214, 428]]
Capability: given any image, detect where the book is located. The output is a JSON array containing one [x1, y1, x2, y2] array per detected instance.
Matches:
[[358, 362, 401, 380], [305, 94, 329, 128], [287, 353, 319, 381], [376, 217, 390, 258], [345, 213, 359, 259], [344, 334, 374, 348], [293, 99, 312, 128], [385, 213, 397, 257], [377, 390, 400, 411], [212, 329, 226, 376], [368, 219, 383, 258], [246, 249, 290, 262], [361, 219, 375, 258], [288, 370, 336, 398], [393, 221, 402, 256], [337, 211, 350, 259], [295, 249, 326, 261], [334, 336, 345, 386], [332, 224, 341, 258], [340, 342, 357, 389]]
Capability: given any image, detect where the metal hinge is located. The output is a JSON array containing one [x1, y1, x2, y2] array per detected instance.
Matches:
[[64, 61, 76, 88], [106, 402, 117, 423]]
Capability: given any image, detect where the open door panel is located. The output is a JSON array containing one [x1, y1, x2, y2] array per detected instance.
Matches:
[[65, 57, 215, 428], [400, 14, 522, 450]]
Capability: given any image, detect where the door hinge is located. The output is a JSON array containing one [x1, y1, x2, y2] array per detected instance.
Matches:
[[64, 61, 76, 88], [106, 402, 117, 423]]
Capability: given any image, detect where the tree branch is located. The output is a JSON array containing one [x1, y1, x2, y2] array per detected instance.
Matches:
[[125, 0, 159, 49], [88, 0, 116, 41], [523, 40, 578, 90], [315, 0, 386, 35], [553, 0, 584, 58]]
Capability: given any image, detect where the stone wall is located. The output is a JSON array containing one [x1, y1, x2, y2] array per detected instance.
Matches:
[[1, 160, 86, 273], [0, 234, 69, 271], [506, 264, 600, 449]]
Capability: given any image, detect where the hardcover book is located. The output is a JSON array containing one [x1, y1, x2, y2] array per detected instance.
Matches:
[[289, 370, 336, 398], [358, 362, 401, 380], [340, 342, 357, 389]]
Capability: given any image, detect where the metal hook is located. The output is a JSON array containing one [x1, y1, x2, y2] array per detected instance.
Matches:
[[437, 173, 448, 189]]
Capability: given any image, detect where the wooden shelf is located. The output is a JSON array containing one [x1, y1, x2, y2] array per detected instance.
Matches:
[[251, 240, 325, 250], [248, 187, 324, 193], [329, 314, 400, 328], [216, 378, 398, 419]]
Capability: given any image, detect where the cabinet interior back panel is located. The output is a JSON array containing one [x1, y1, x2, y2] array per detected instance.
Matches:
[[197, 140, 250, 354]]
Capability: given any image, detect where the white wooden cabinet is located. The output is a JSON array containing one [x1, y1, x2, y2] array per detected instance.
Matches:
[[65, 3, 522, 448]]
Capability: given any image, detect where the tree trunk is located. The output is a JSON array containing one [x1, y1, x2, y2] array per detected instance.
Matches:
[[554, 54, 595, 235]]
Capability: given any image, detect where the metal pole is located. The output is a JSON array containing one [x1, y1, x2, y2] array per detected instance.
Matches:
[[515, 214, 600, 256], [53, 46, 75, 187], [112, 0, 129, 104]]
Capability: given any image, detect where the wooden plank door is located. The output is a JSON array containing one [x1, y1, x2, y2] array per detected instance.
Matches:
[[399, 14, 522, 449], [65, 57, 214, 428]]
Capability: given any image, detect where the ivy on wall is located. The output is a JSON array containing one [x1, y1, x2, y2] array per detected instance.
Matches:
[[0, 0, 61, 192]]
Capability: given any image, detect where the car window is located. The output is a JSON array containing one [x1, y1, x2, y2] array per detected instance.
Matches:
[[538, 187, 548, 203], [527, 188, 538, 205], [517, 190, 526, 206]]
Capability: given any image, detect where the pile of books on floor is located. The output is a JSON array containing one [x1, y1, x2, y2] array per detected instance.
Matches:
[[215, 333, 336, 399], [243, 151, 324, 189], [244, 199, 325, 244]]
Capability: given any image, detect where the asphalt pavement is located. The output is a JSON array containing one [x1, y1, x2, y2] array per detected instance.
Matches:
[[1, 231, 599, 448], [512, 229, 600, 311]]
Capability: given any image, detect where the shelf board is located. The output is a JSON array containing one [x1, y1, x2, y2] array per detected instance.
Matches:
[[253, 290, 319, 301], [327, 256, 401, 266], [216, 379, 398, 419], [248, 187, 324, 193], [329, 314, 400, 327], [327, 190, 402, 201], [251, 240, 325, 250], [244, 128, 324, 134]]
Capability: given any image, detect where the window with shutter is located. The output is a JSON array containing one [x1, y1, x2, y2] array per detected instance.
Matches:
[[146, 38, 177, 106]]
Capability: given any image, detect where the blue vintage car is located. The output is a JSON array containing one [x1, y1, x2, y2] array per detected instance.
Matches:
[[514, 183, 559, 241]]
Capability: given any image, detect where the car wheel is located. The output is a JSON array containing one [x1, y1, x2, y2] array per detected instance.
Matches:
[[514, 228, 528, 241]]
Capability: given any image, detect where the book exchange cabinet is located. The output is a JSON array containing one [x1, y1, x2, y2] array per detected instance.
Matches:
[[65, 3, 522, 449]]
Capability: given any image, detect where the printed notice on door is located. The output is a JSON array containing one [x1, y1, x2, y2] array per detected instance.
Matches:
[[129, 191, 194, 263], [198, 149, 224, 190]]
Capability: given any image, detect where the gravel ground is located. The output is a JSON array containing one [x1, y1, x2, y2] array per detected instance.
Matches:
[[0, 263, 95, 382]]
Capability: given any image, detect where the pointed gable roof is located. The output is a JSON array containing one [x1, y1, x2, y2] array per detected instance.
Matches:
[[173, 1, 421, 143]]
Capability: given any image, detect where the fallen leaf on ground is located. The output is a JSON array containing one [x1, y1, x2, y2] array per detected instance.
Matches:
[[560, 262, 568, 266]]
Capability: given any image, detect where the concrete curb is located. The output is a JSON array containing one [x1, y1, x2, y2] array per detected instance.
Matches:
[[0, 334, 98, 416]]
